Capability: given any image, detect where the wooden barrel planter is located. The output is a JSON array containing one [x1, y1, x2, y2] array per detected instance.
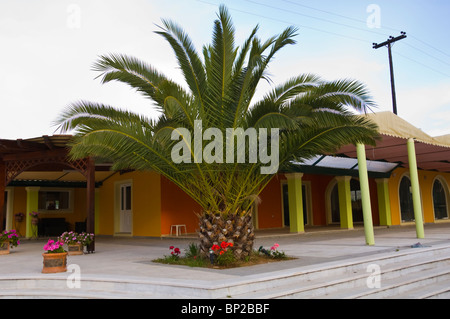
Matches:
[[42, 252, 68, 273]]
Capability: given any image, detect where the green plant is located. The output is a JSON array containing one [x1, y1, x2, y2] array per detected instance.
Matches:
[[160, 246, 181, 262], [258, 243, 287, 259], [211, 241, 236, 266], [185, 242, 201, 259]]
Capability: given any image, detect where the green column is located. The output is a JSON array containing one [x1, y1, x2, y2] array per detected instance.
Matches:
[[356, 143, 375, 246], [25, 187, 40, 238], [407, 138, 425, 239], [376, 178, 392, 226], [285, 173, 304, 233], [336, 176, 353, 229]]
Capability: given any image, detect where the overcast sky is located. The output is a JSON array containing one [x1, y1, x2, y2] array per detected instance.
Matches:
[[1, 0, 449, 140]]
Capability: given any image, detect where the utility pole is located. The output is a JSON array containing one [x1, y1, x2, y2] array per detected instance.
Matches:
[[373, 32, 407, 115]]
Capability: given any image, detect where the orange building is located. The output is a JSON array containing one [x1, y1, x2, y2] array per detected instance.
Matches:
[[1, 112, 449, 244]]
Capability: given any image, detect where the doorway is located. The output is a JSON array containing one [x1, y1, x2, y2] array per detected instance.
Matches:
[[399, 175, 415, 222], [282, 183, 308, 227], [433, 178, 449, 220], [119, 183, 132, 233]]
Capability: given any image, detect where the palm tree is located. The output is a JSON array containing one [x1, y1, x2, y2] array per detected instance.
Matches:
[[56, 5, 378, 260]]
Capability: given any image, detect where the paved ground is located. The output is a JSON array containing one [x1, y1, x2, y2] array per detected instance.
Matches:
[[3, 223, 450, 282]]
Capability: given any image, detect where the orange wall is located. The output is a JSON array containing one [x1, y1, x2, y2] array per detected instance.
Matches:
[[257, 173, 380, 228], [304, 174, 334, 226], [258, 175, 283, 229], [389, 167, 450, 225], [160, 176, 201, 235]]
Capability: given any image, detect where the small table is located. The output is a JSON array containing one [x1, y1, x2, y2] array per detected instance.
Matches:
[[170, 224, 187, 236]]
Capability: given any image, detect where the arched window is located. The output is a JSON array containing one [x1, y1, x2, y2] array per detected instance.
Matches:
[[350, 179, 363, 222], [433, 178, 449, 220], [329, 178, 363, 224], [399, 175, 415, 222], [330, 183, 340, 223]]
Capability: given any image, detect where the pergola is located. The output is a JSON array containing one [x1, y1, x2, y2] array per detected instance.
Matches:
[[0, 135, 113, 251]]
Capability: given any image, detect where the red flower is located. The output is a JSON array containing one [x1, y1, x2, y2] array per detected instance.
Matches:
[[221, 241, 228, 249], [169, 246, 174, 249], [212, 244, 220, 251]]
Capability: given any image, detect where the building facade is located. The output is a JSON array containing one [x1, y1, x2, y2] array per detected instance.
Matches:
[[1, 112, 450, 245]]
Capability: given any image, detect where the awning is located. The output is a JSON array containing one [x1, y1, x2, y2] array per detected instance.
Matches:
[[337, 112, 450, 173], [291, 155, 399, 178]]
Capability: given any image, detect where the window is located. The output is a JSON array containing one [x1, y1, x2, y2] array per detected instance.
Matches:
[[38, 190, 72, 212]]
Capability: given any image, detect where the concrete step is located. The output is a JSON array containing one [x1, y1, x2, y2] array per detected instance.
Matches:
[[322, 265, 450, 299], [2, 244, 450, 299], [235, 256, 450, 299], [0, 275, 211, 299], [231, 245, 450, 299], [392, 278, 450, 299]]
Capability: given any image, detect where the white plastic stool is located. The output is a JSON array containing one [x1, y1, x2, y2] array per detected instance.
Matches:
[[170, 224, 187, 236]]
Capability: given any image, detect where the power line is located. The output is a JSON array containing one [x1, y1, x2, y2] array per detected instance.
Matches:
[[393, 50, 450, 78], [195, 0, 450, 78], [196, 0, 369, 43], [280, 0, 400, 33], [402, 42, 450, 68], [277, 0, 450, 64], [408, 34, 450, 59], [243, 0, 391, 38]]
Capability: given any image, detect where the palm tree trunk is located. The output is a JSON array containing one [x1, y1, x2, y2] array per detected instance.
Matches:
[[198, 209, 255, 260]]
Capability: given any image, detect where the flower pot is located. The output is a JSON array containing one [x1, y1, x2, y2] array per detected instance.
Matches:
[[0, 242, 10, 255], [15, 215, 23, 222], [31, 218, 39, 225], [67, 243, 83, 255], [42, 252, 68, 273]]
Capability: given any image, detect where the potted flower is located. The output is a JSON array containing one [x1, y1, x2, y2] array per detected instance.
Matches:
[[59, 231, 83, 255], [29, 211, 39, 225], [42, 239, 67, 273], [58, 231, 95, 255], [0, 229, 20, 255], [14, 212, 24, 223], [79, 232, 95, 249]]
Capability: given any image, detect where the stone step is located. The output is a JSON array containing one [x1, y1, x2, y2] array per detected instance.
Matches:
[[233, 256, 450, 299], [391, 278, 450, 299], [2, 244, 450, 299], [230, 246, 450, 299], [324, 265, 450, 299]]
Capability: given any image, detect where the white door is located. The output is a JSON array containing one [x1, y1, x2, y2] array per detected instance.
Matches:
[[120, 184, 132, 233]]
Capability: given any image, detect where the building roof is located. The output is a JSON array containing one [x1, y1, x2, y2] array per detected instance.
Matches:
[[336, 112, 450, 173]]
